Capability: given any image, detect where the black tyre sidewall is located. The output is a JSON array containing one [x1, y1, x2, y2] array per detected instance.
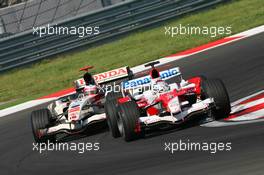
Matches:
[[106, 91, 123, 101], [105, 100, 121, 138], [201, 79, 231, 119], [31, 108, 55, 143], [119, 101, 141, 141]]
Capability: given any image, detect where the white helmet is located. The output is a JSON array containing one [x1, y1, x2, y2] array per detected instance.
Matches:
[[152, 80, 170, 93], [73, 79, 85, 92]]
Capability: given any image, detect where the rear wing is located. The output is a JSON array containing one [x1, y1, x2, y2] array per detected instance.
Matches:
[[122, 67, 181, 90], [75, 66, 132, 87], [94, 66, 132, 84]]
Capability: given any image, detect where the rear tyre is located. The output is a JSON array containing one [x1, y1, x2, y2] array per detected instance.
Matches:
[[199, 75, 207, 81], [106, 91, 123, 101], [201, 79, 231, 119], [118, 101, 141, 141], [31, 109, 56, 143]]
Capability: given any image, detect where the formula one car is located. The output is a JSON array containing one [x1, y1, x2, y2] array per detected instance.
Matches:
[[31, 66, 132, 143], [105, 61, 231, 141]]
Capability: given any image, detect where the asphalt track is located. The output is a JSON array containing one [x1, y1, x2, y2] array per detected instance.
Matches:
[[0, 32, 264, 175]]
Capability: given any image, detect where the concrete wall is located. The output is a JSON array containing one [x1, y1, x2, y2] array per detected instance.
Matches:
[[0, 0, 128, 34]]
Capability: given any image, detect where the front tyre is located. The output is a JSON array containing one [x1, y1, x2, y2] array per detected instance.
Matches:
[[31, 109, 56, 143], [105, 92, 123, 138], [201, 79, 231, 119], [118, 101, 141, 142], [105, 100, 121, 138]]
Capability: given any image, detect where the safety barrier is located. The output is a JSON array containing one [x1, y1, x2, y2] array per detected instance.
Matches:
[[0, 0, 228, 72]]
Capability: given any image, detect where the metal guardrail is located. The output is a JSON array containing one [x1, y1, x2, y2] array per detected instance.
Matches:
[[0, 0, 228, 72], [0, 0, 128, 34]]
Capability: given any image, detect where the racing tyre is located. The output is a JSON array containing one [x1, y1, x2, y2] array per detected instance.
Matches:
[[106, 91, 123, 101], [199, 75, 207, 81], [201, 79, 231, 119], [105, 92, 123, 138], [31, 109, 56, 143], [118, 101, 141, 142], [105, 100, 121, 138]]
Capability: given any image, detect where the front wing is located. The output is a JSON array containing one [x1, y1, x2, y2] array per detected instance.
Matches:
[[139, 98, 214, 126], [38, 113, 106, 137]]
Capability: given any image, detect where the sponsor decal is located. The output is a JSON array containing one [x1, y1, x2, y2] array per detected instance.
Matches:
[[76, 79, 85, 86], [73, 67, 128, 86], [70, 114, 77, 120], [94, 67, 128, 83], [123, 68, 180, 89], [69, 106, 80, 113]]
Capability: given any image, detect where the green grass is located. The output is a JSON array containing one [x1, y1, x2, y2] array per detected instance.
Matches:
[[0, 0, 264, 109]]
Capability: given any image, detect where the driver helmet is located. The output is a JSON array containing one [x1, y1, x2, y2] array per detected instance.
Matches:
[[73, 79, 85, 93], [152, 80, 170, 93]]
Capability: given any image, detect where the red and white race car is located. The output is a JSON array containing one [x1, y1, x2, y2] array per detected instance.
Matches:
[[31, 66, 132, 143], [105, 61, 231, 141]]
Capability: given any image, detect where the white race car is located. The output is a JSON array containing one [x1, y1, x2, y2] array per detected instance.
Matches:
[[31, 66, 132, 143]]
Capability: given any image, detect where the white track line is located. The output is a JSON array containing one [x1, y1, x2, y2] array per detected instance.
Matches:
[[229, 109, 264, 121], [0, 98, 56, 117], [201, 119, 264, 127], [231, 90, 264, 106], [201, 90, 264, 127], [231, 97, 264, 114], [232, 25, 264, 37]]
